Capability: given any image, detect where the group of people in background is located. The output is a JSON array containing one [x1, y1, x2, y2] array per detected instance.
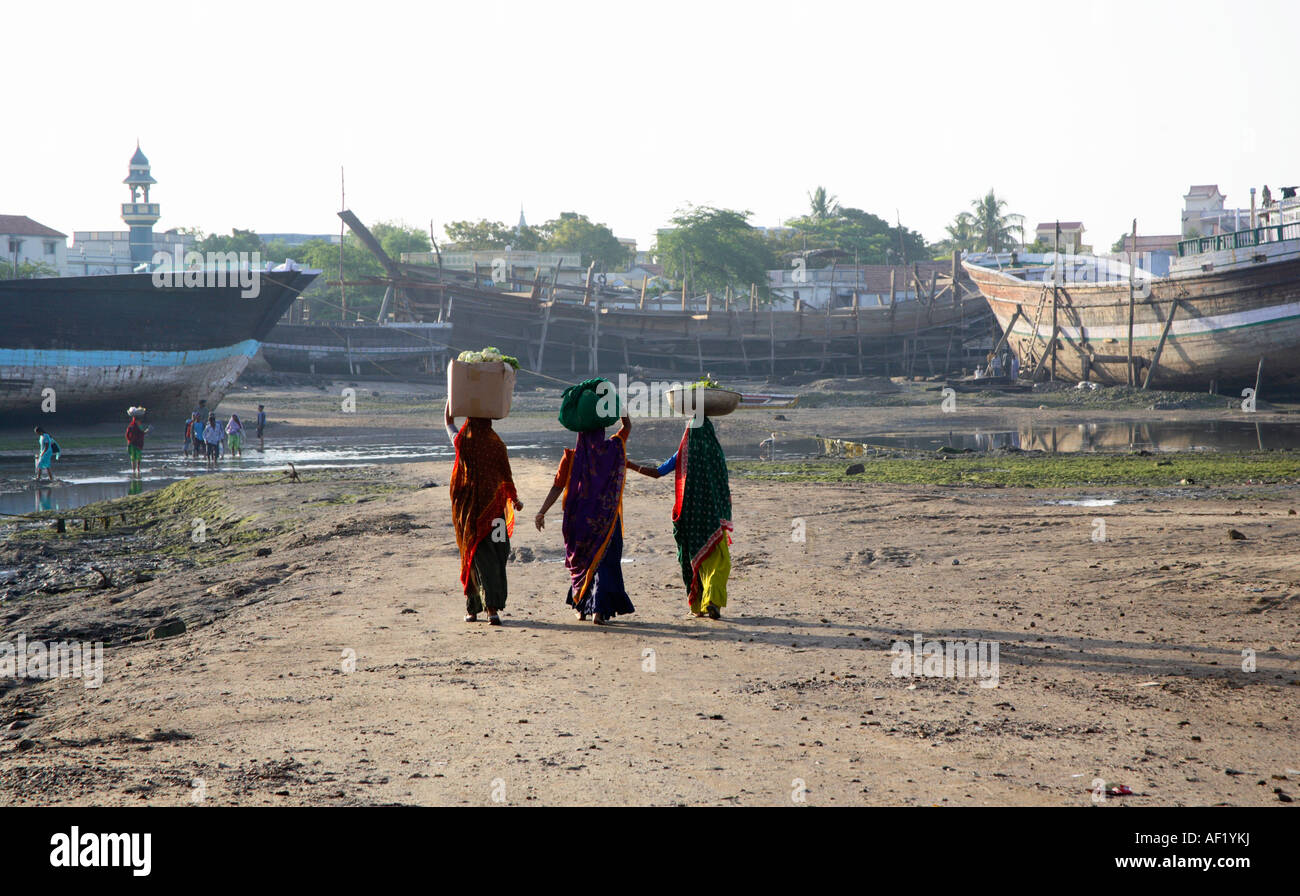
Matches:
[[33, 401, 269, 484], [445, 379, 733, 627], [181, 403, 266, 469]]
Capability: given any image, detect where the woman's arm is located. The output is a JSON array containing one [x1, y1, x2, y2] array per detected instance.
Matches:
[[443, 400, 459, 444], [655, 451, 679, 477], [626, 460, 660, 478], [534, 485, 564, 531]]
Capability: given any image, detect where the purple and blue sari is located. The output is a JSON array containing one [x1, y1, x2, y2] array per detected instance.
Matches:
[[560, 428, 635, 618]]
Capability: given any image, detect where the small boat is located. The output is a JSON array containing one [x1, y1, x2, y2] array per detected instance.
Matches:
[[737, 392, 800, 408], [964, 206, 1300, 390]]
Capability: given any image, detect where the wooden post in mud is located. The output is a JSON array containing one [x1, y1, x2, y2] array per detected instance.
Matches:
[[1127, 219, 1137, 386], [769, 300, 776, 377], [638, 276, 648, 310], [536, 299, 554, 371], [724, 285, 732, 312], [888, 268, 898, 331], [582, 261, 595, 306], [681, 280, 688, 312], [590, 300, 600, 374], [530, 268, 543, 300], [989, 307, 1023, 359], [706, 291, 713, 313], [750, 283, 757, 313], [1255, 357, 1264, 404], [1051, 222, 1060, 381], [1142, 299, 1180, 389], [1029, 325, 1060, 381], [549, 258, 564, 301]]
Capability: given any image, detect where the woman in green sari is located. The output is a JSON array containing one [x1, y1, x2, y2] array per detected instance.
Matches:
[[656, 416, 732, 618]]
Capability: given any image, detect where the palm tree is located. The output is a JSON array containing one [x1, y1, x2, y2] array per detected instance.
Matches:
[[969, 189, 1024, 252], [945, 211, 978, 252], [807, 186, 840, 221]]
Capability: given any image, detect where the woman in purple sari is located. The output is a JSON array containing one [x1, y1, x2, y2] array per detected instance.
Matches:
[[535, 414, 660, 625]]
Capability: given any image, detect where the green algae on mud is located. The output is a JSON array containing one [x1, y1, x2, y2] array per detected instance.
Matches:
[[791, 385, 1254, 412], [731, 451, 1300, 488]]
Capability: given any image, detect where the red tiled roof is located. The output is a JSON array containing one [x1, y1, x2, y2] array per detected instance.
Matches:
[[0, 215, 66, 238]]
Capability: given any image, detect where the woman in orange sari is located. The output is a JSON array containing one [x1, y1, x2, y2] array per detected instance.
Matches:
[[445, 402, 522, 625]]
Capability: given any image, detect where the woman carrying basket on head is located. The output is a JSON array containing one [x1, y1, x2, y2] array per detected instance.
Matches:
[[657, 411, 733, 620], [445, 401, 522, 625], [534, 379, 659, 626]]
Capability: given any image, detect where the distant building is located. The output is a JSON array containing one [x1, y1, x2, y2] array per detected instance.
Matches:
[[1034, 222, 1089, 255], [609, 263, 663, 290], [257, 233, 342, 247], [401, 249, 585, 287], [121, 144, 160, 264], [0, 215, 66, 276], [1181, 184, 1248, 237], [768, 263, 950, 310], [69, 145, 195, 274], [1114, 233, 1180, 276]]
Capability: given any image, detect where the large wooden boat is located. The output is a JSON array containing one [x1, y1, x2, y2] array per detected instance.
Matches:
[[0, 265, 317, 422], [339, 209, 991, 379], [964, 213, 1300, 390]]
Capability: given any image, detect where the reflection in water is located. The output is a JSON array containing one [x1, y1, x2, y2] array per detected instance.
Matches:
[[0, 428, 782, 518], [867, 420, 1300, 454]]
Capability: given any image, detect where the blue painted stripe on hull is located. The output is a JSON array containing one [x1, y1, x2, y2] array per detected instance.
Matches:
[[0, 340, 259, 368]]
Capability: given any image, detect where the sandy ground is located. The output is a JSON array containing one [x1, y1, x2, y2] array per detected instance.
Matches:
[[1, 443, 1297, 806]]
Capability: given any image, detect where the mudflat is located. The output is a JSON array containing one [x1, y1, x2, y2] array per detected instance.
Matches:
[[0, 379, 1296, 805]]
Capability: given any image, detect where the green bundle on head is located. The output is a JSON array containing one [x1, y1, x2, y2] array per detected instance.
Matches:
[[559, 378, 623, 433]]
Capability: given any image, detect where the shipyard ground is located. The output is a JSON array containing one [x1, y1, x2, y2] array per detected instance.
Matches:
[[0, 380, 1296, 806]]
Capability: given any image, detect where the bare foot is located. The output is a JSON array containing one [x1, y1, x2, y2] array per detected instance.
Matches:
[[464, 613, 477, 622], [592, 613, 606, 625]]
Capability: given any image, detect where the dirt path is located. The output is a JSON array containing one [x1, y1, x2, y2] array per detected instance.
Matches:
[[1, 456, 1296, 806]]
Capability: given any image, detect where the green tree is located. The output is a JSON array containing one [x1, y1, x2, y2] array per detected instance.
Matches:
[[293, 235, 386, 321], [443, 219, 541, 251], [195, 228, 264, 256], [772, 206, 929, 265], [261, 239, 293, 264], [372, 221, 431, 261], [967, 190, 1023, 252], [942, 211, 978, 254], [0, 259, 58, 279], [539, 212, 626, 270], [653, 206, 775, 300], [807, 185, 840, 221]]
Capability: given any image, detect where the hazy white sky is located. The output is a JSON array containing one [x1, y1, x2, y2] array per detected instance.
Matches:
[[5, 0, 1294, 251]]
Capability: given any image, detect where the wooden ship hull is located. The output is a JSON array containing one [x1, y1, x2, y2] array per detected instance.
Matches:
[[437, 286, 990, 378], [336, 209, 991, 379], [261, 321, 451, 375], [965, 226, 1300, 390], [0, 269, 316, 423]]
